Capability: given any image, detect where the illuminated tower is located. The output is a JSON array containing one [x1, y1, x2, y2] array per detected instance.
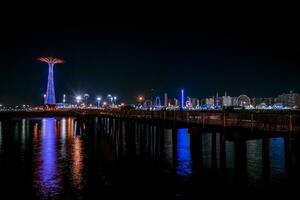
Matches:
[[38, 57, 64, 105], [181, 89, 185, 109]]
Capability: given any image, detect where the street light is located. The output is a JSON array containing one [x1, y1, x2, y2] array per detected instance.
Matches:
[[84, 93, 89, 107], [43, 94, 46, 103], [138, 96, 144, 102], [107, 94, 112, 106], [63, 94, 66, 104], [138, 96, 144, 109], [96, 97, 102, 107], [76, 95, 82, 104], [113, 96, 117, 105], [103, 101, 107, 107]]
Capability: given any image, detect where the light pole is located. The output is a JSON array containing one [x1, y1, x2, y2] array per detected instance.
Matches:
[[43, 94, 46, 104], [138, 96, 144, 108], [107, 94, 112, 106], [113, 96, 117, 106], [96, 97, 102, 108], [63, 94, 66, 105], [84, 93, 89, 107], [103, 101, 107, 108], [76, 95, 82, 106], [151, 88, 154, 110]]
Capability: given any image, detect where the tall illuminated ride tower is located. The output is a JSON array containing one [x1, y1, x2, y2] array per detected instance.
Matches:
[[38, 57, 64, 105]]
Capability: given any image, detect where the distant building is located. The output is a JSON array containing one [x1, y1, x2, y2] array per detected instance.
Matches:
[[252, 97, 274, 107], [252, 98, 263, 106], [191, 98, 198, 107], [276, 91, 300, 107], [196, 99, 200, 108], [164, 93, 168, 107], [232, 97, 239, 106], [169, 98, 179, 107], [214, 93, 222, 108], [188, 97, 199, 108], [222, 92, 232, 107], [205, 98, 214, 107], [264, 98, 274, 106], [186, 96, 192, 108]]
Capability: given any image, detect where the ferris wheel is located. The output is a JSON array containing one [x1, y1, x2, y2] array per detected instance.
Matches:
[[237, 94, 251, 107]]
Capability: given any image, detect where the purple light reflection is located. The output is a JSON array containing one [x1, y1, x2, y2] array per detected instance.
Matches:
[[35, 118, 60, 199]]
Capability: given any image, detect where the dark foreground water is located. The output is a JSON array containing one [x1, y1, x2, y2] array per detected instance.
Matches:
[[0, 117, 300, 199]]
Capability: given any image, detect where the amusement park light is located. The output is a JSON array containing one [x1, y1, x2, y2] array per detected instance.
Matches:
[[181, 89, 185, 108], [138, 96, 144, 101], [76, 95, 82, 103], [112, 96, 117, 106], [96, 97, 102, 107], [38, 57, 64, 105]]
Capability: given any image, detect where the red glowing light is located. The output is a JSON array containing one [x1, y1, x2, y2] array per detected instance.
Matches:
[[37, 57, 64, 64]]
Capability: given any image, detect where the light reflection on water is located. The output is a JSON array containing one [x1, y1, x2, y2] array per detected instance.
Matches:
[[20, 119, 27, 160], [71, 136, 83, 190], [163, 129, 173, 168], [247, 139, 263, 186], [0, 121, 2, 153], [0, 117, 297, 199], [35, 118, 60, 199], [202, 133, 213, 171], [225, 141, 235, 169], [270, 137, 286, 183], [176, 128, 192, 178], [60, 118, 67, 159]]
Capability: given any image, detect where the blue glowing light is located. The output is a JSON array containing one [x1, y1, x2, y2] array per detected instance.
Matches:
[[155, 96, 161, 107], [96, 97, 102, 107], [38, 57, 63, 105], [269, 137, 286, 182], [176, 128, 192, 178], [76, 96, 82, 104], [181, 89, 184, 109], [45, 63, 56, 104]]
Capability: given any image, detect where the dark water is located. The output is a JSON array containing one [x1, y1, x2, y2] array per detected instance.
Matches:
[[0, 117, 300, 199]]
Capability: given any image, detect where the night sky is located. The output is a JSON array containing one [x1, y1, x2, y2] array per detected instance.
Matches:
[[1, 8, 300, 104]]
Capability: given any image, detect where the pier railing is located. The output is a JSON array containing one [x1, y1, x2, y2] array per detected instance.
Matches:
[[1, 109, 300, 133], [97, 110, 300, 133]]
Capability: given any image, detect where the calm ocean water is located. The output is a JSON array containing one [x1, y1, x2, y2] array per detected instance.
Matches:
[[0, 117, 299, 199]]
